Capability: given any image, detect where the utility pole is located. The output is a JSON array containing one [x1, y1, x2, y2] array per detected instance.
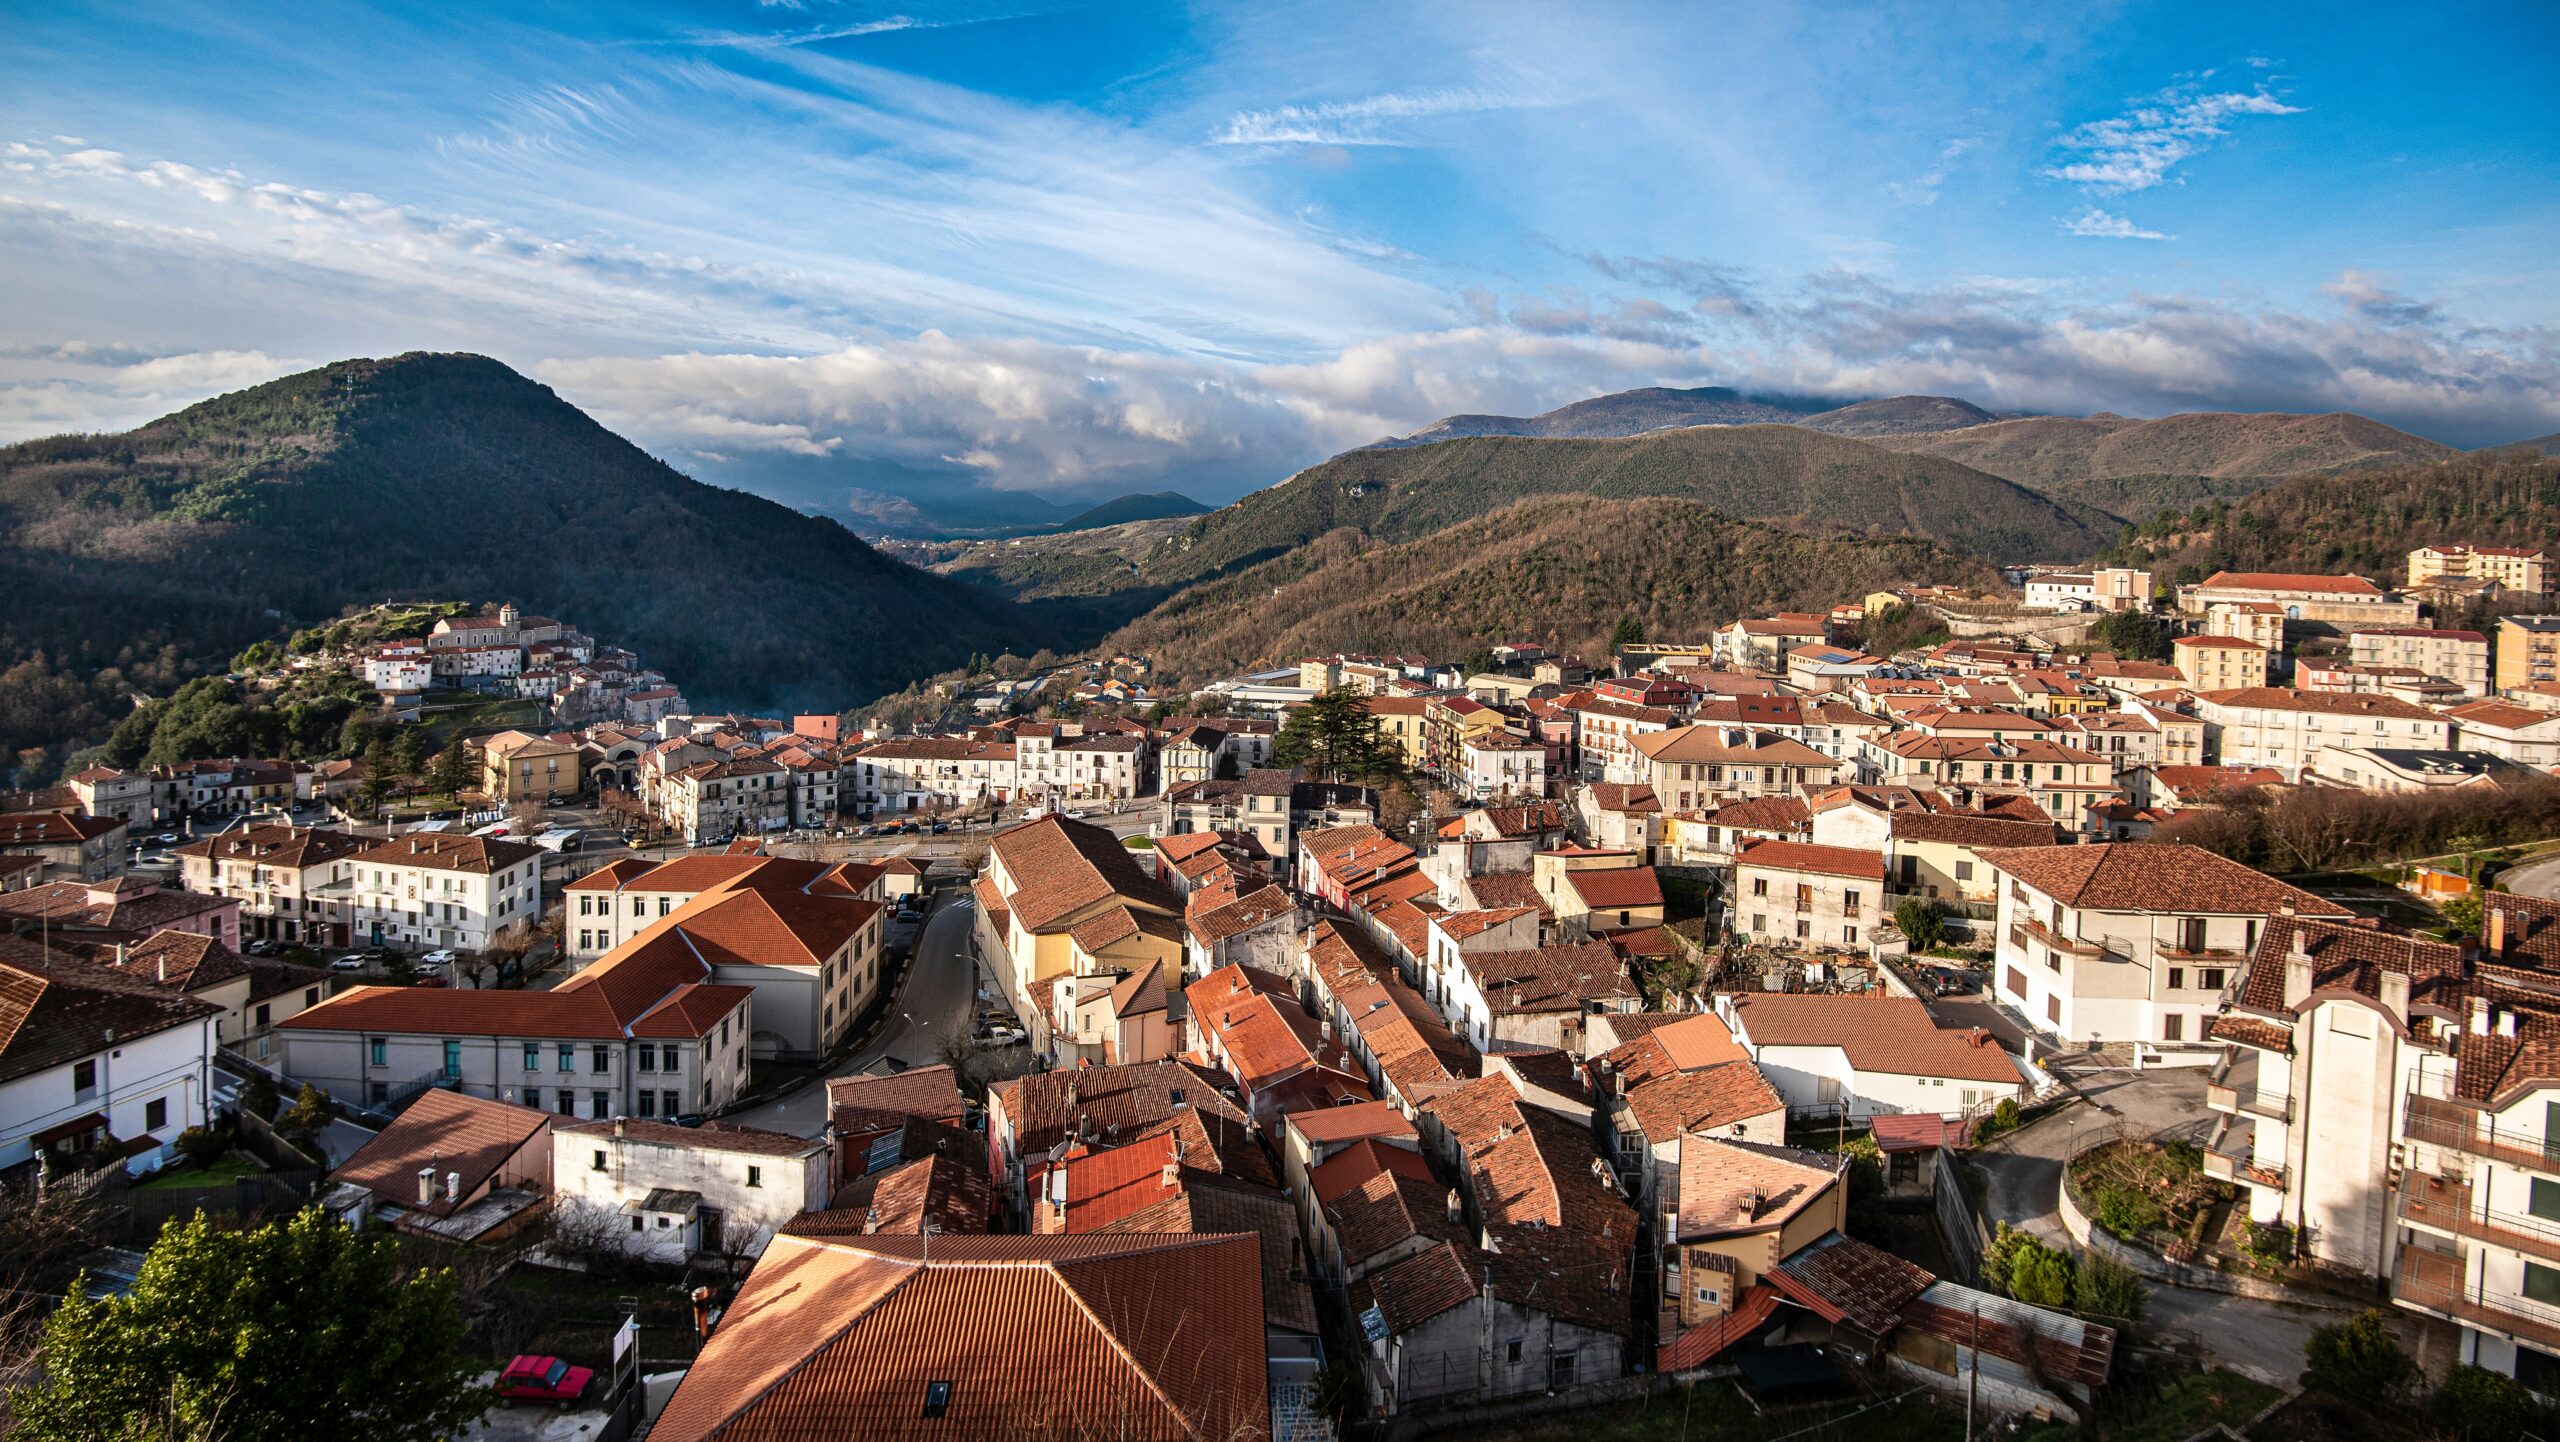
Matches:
[[1966, 1303, 1980, 1440]]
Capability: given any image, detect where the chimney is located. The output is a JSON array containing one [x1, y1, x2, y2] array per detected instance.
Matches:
[[862, 1206, 882, 1235], [614, 1117, 625, 1138], [690, 1286, 716, 1341], [2282, 954, 2313, 1011], [156, 955, 166, 983], [1446, 1188, 1464, 1225], [417, 1166, 435, 1206], [2473, 995, 2494, 1036], [2379, 970, 2411, 1022], [2500, 1010, 2519, 1039], [445, 1171, 461, 1203], [2488, 902, 2509, 957]]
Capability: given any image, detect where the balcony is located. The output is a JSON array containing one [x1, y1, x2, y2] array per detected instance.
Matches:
[[2205, 1052, 2294, 1124], [2397, 1245, 2560, 1354], [2399, 1173, 2560, 1267], [2405, 1094, 2560, 1176], [2203, 1115, 2286, 1190], [2018, 918, 2104, 957]]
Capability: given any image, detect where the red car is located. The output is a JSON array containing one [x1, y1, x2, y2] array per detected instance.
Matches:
[[494, 1355, 594, 1407]]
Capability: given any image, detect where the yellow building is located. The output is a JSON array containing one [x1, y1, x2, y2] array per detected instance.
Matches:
[[1359, 695, 1433, 770], [478, 729, 583, 802], [2498, 615, 2560, 694], [976, 815, 1183, 1065], [2411, 544, 2551, 595], [2173, 634, 2271, 692]]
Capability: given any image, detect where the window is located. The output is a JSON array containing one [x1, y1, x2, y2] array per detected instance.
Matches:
[[1504, 1339, 1524, 1366], [746, 1165, 763, 1188], [1695, 1285, 1722, 1304], [2179, 917, 2208, 953], [523, 1043, 541, 1071], [638, 1048, 656, 1073], [638, 1091, 655, 1117], [255, 1003, 272, 1029], [2046, 994, 2062, 1024], [591, 1149, 607, 1172], [592, 1046, 611, 1074], [922, 1381, 955, 1420], [1843, 889, 1860, 917], [1795, 920, 1810, 940], [2163, 1014, 2183, 1042], [558, 1044, 576, 1073], [443, 1040, 462, 1078], [1550, 1351, 1579, 1388], [145, 1097, 167, 1131], [2200, 968, 2226, 992], [1750, 877, 1768, 897], [1844, 926, 1859, 946], [367, 1039, 387, 1067], [1956, 860, 1974, 882], [662, 1045, 681, 1071], [664, 1090, 681, 1116], [2166, 968, 2185, 991], [2529, 1262, 2560, 1308], [590, 1091, 610, 1119], [629, 1216, 643, 1232]]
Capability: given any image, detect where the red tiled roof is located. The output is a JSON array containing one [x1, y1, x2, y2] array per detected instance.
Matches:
[[650, 1232, 1267, 1442], [991, 815, 1179, 933], [1567, 867, 1664, 910], [1978, 843, 2353, 917], [1734, 840, 1884, 882], [1728, 993, 2021, 1085], [1769, 1232, 1933, 1333], [1658, 1284, 1782, 1373], [2197, 571, 2385, 595], [334, 1089, 550, 1218]]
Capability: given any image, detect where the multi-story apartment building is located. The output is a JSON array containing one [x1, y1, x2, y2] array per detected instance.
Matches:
[[1630, 726, 1836, 810], [2177, 572, 2422, 633], [2209, 895, 2560, 1392], [2446, 700, 2560, 770], [343, 833, 544, 952], [1458, 731, 1548, 799], [479, 730, 583, 803], [2499, 616, 2560, 696], [1984, 842, 2350, 1048], [844, 736, 1017, 813], [1575, 696, 1677, 784], [2411, 544, 2552, 595], [1732, 841, 1886, 952], [2191, 687, 2454, 779], [2351, 627, 2493, 696], [0, 938, 220, 1177], [661, 756, 790, 843], [2173, 635, 2271, 691], [173, 824, 368, 948], [1867, 734, 2116, 827], [67, 766, 167, 828]]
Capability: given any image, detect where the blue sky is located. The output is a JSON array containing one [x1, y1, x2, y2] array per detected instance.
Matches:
[[3, 0, 2555, 517]]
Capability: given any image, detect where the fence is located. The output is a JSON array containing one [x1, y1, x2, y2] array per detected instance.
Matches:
[[105, 1167, 323, 1241], [1930, 1145, 1989, 1286], [234, 1103, 327, 1174]]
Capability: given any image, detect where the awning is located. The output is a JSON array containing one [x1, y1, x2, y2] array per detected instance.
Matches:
[[32, 1112, 109, 1148], [622, 1188, 704, 1216]]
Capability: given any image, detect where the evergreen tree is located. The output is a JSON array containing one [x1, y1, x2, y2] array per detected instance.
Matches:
[[1272, 691, 1403, 784], [428, 741, 473, 798], [1609, 615, 1646, 652], [10, 1209, 483, 1442]]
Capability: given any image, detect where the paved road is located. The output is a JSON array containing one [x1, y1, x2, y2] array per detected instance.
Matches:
[[209, 1065, 379, 1167], [2500, 852, 2560, 901], [724, 895, 987, 1138]]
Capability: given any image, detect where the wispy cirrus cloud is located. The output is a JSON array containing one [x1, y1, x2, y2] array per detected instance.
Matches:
[[2061, 208, 2171, 240], [1210, 80, 1556, 147], [2048, 81, 2303, 193], [1887, 136, 1978, 205]]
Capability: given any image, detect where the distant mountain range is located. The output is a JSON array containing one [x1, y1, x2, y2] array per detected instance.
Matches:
[[0, 353, 1068, 753], [1055, 491, 1208, 531], [1362, 385, 1835, 448]]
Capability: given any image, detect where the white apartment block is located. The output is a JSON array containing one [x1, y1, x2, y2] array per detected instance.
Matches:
[[2352, 627, 2493, 696], [343, 833, 544, 952], [2192, 687, 2454, 780]]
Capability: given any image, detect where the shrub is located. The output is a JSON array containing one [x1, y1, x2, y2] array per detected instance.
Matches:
[[173, 1126, 228, 1170], [2441, 894, 2485, 937], [1982, 1224, 2075, 1306], [235, 1071, 278, 1123], [2303, 1308, 2417, 1402], [2431, 1363, 2557, 1442], [2239, 1220, 2296, 1269], [1894, 897, 1946, 952], [2089, 1184, 2168, 1239], [2071, 1250, 2148, 1325], [278, 1083, 333, 1150]]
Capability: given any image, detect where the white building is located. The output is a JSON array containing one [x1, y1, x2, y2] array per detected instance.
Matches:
[[1459, 732, 1548, 800], [0, 940, 219, 1177], [2192, 687, 2454, 780], [1718, 992, 2027, 1120], [845, 736, 1019, 813], [553, 1116, 830, 1261], [361, 642, 433, 693], [2446, 700, 2560, 770], [2351, 627, 2493, 696], [1983, 842, 2352, 1048], [343, 833, 544, 953]]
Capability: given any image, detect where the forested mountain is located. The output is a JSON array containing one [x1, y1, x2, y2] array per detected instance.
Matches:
[[1796, 395, 1999, 437], [2102, 450, 2560, 585], [1149, 423, 2101, 586], [1103, 495, 1999, 678], [0, 353, 1062, 759], [1369, 386, 1828, 448], [1055, 491, 1209, 531]]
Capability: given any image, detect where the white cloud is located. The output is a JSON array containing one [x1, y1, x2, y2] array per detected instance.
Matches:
[[1211, 81, 1556, 147], [2060, 208, 2171, 240], [0, 346, 307, 437], [1887, 137, 1978, 205], [2048, 83, 2303, 193]]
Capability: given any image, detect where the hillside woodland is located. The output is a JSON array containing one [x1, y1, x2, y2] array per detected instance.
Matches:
[[1796, 395, 1999, 437], [1103, 495, 1999, 679], [0, 353, 1066, 760], [1144, 424, 2101, 590], [1372, 385, 1828, 447], [2102, 450, 2560, 584]]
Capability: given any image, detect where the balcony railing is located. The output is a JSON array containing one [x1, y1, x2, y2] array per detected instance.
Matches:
[[2205, 1051, 2293, 1123], [2405, 1094, 2560, 1176], [2397, 1246, 2560, 1354], [2399, 1173, 2560, 1267], [2203, 1116, 2286, 1190], [2018, 919, 2103, 956]]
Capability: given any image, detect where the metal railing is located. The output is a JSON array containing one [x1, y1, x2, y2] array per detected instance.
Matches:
[[2397, 1246, 2560, 1353], [2399, 1173, 2560, 1266], [2405, 1093, 2560, 1176]]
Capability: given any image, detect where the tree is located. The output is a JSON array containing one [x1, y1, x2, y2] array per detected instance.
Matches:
[[2085, 611, 2175, 662], [1839, 1135, 1888, 1244], [233, 1070, 277, 1124], [8, 1209, 483, 1442], [2441, 893, 2485, 937], [2303, 1308, 2417, 1402], [1608, 615, 1646, 653], [1459, 646, 1498, 678], [277, 1083, 332, 1151], [427, 741, 472, 798], [1980, 1224, 2074, 1306], [2432, 1363, 2559, 1442], [2071, 1250, 2148, 1325], [1894, 897, 1946, 953], [1272, 691, 1402, 785]]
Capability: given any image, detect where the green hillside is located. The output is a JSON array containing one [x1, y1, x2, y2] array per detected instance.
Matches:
[[1107, 494, 2000, 680], [0, 353, 1064, 759], [1142, 423, 2101, 587]]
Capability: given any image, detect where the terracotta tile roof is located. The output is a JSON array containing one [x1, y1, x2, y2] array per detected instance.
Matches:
[[1658, 1283, 1783, 1373], [0, 880, 233, 937], [2147, 765, 2283, 799], [92, 930, 248, 994], [1309, 1137, 1437, 1205], [1460, 872, 1545, 913], [1887, 812, 2060, 849], [794, 1153, 993, 1237], [1466, 940, 1636, 1015], [1633, 728, 1833, 768], [350, 831, 541, 874], [0, 937, 221, 1087], [991, 815, 1179, 933], [2450, 700, 2560, 732], [1568, 867, 1664, 910], [1094, 1170, 1320, 1336], [1329, 1163, 1469, 1270], [650, 1232, 1267, 1442], [1187, 966, 1368, 1100], [334, 1089, 551, 1218], [1107, 961, 1169, 1019], [1727, 993, 2023, 1085], [1360, 1240, 1481, 1332], [1699, 796, 1812, 833], [1150, 832, 1226, 866], [2486, 893, 2560, 971], [172, 824, 366, 869], [2191, 687, 2445, 721], [2205, 1014, 2293, 1054], [2197, 570, 2385, 595], [1589, 783, 1661, 813], [0, 810, 123, 846], [1184, 883, 1296, 947], [1978, 843, 2353, 917], [1735, 840, 1885, 882], [564, 857, 659, 892], [970, 875, 1010, 935], [1769, 1232, 1933, 1333], [1287, 1099, 1418, 1149], [1437, 906, 1539, 941], [2233, 915, 2466, 1015], [1068, 903, 1182, 954], [989, 1060, 1259, 1173], [827, 1065, 969, 1133], [1618, 1055, 1785, 1141], [1673, 1136, 1845, 1241]]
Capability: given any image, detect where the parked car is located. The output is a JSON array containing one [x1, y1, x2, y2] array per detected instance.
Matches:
[[418, 950, 457, 969], [412, 976, 449, 989], [330, 956, 366, 972], [929, 822, 949, 835], [154, 832, 181, 845], [493, 1355, 594, 1408], [544, 796, 571, 808], [981, 1025, 1026, 1047], [899, 822, 921, 835]]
